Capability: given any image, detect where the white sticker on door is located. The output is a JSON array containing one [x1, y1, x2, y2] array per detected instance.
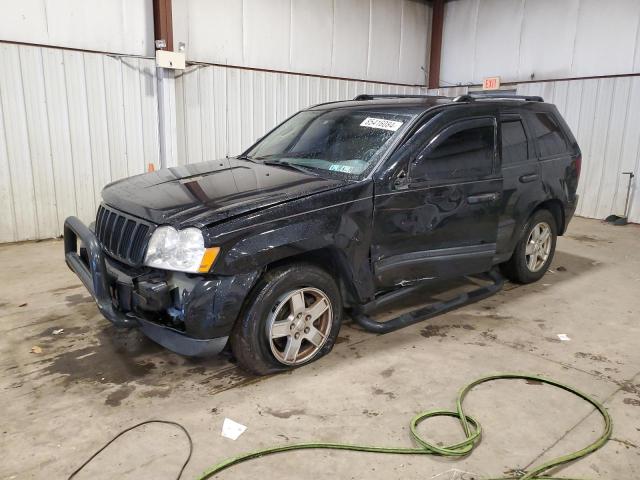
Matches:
[[360, 117, 403, 131]]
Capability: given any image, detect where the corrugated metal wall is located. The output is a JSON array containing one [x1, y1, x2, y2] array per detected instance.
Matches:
[[0, 43, 160, 243], [1, 42, 639, 243], [174, 64, 429, 164], [172, 0, 431, 85], [518, 79, 640, 223], [441, 0, 640, 85], [0, 0, 155, 56]]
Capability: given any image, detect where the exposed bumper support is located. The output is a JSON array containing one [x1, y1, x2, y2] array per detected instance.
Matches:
[[64, 216, 138, 328], [63, 216, 228, 356]]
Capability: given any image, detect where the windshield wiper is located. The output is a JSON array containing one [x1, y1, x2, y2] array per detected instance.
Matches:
[[261, 160, 319, 176], [235, 154, 258, 163]]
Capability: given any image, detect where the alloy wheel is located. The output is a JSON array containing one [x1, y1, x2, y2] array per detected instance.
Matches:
[[267, 287, 333, 366], [525, 221, 552, 272]]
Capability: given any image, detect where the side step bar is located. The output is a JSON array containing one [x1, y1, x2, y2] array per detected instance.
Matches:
[[351, 270, 504, 334]]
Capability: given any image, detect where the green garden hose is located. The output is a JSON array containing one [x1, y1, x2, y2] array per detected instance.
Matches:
[[195, 373, 612, 480]]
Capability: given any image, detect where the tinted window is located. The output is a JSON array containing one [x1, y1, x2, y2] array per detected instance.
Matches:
[[412, 123, 495, 181], [528, 112, 568, 157], [501, 119, 529, 164]]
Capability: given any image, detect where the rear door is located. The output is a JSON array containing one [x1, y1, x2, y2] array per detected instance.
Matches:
[[372, 109, 502, 288], [495, 112, 543, 259]]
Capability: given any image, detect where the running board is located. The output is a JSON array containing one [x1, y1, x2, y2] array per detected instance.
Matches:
[[352, 270, 504, 334]]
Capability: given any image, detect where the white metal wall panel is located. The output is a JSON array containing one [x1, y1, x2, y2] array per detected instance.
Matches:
[[518, 0, 580, 81], [174, 0, 244, 66], [0, 44, 39, 241], [243, 0, 292, 72], [473, 0, 524, 83], [399, 0, 431, 86], [175, 64, 428, 165], [173, 0, 431, 85], [441, 0, 640, 85], [290, 0, 333, 76], [332, 0, 370, 81], [0, 43, 160, 243], [367, 0, 403, 84], [440, 0, 478, 86], [0, 0, 154, 56], [518, 79, 640, 224], [572, 0, 640, 78]]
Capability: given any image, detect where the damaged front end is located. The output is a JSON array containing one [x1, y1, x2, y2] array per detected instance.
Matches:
[[63, 216, 257, 356]]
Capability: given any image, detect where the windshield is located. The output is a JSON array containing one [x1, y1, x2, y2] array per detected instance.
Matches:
[[244, 109, 415, 177]]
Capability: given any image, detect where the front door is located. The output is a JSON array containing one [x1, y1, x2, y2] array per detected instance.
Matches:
[[372, 112, 503, 289]]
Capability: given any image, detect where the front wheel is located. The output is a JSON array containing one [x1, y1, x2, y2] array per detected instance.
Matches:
[[230, 264, 342, 375], [501, 209, 557, 284]]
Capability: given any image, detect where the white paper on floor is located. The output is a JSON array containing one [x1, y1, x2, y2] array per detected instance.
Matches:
[[557, 333, 571, 341], [221, 418, 247, 440]]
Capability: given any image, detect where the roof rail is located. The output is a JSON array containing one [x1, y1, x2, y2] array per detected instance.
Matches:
[[452, 94, 474, 102], [353, 94, 444, 101], [453, 92, 544, 103]]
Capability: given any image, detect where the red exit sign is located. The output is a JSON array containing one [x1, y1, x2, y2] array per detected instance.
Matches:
[[483, 77, 501, 90]]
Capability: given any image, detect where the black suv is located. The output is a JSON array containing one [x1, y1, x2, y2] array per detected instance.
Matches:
[[64, 93, 581, 374]]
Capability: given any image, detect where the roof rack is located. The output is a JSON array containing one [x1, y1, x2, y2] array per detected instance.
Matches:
[[353, 94, 444, 101], [453, 93, 544, 103]]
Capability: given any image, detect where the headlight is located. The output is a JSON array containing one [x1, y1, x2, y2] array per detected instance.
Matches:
[[144, 226, 219, 273]]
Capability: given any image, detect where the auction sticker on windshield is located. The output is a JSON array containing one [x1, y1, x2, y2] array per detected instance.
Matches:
[[360, 117, 403, 131], [329, 164, 354, 173]]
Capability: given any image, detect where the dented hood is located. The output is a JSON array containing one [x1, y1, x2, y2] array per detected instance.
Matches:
[[101, 158, 347, 227]]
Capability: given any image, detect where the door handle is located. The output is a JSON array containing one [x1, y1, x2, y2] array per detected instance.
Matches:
[[467, 192, 499, 204], [519, 173, 539, 183]]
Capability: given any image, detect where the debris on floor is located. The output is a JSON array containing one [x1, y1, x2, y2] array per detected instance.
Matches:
[[557, 333, 571, 341], [221, 418, 247, 440], [30, 345, 42, 354]]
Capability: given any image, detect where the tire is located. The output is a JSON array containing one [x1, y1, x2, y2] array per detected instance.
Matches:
[[230, 263, 342, 375], [501, 209, 557, 284]]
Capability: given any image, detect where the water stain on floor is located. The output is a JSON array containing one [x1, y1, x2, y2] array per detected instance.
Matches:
[[371, 387, 396, 400], [49, 284, 83, 294], [575, 352, 610, 363], [64, 294, 94, 306], [380, 367, 394, 378], [262, 407, 306, 419], [105, 385, 136, 406]]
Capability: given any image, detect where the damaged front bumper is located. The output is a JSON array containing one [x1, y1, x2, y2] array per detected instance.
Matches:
[[63, 216, 257, 356]]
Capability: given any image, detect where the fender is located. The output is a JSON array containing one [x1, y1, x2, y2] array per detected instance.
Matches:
[[206, 181, 376, 303]]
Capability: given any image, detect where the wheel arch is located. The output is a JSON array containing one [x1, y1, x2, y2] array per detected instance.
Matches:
[[533, 199, 566, 235], [260, 247, 364, 308]]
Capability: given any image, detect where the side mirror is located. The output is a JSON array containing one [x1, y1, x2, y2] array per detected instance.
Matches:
[[393, 169, 408, 190]]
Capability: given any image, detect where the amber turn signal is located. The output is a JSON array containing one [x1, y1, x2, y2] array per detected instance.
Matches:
[[198, 247, 220, 273]]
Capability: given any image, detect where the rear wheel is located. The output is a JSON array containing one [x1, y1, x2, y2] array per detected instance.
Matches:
[[230, 264, 342, 375], [501, 209, 557, 284]]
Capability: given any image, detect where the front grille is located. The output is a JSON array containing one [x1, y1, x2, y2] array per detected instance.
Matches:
[[95, 205, 154, 266]]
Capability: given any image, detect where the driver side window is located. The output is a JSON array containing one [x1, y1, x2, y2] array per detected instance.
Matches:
[[411, 119, 496, 182]]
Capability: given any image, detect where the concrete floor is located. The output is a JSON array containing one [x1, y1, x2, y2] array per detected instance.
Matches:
[[1, 217, 639, 480]]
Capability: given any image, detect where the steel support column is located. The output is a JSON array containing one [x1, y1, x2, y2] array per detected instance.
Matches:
[[152, 0, 178, 168], [428, 0, 444, 89]]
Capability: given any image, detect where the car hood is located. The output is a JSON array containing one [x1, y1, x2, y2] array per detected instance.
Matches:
[[101, 158, 348, 227]]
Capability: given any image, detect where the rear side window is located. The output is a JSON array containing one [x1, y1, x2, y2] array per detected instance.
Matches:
[[412, 120, 495, 181], [528, 112, 569, 157], [500, 118, 529, 165]]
